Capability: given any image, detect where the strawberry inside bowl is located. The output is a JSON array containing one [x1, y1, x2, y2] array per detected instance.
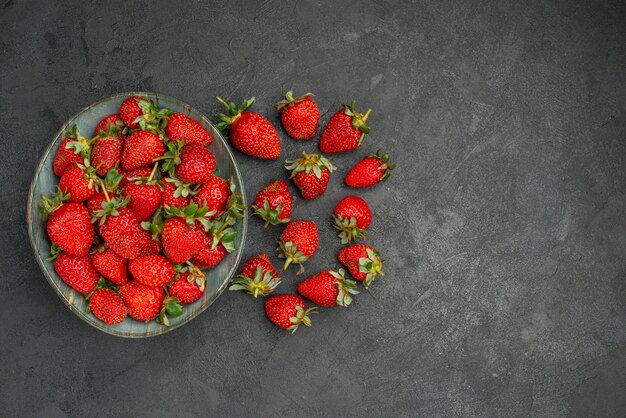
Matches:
[[26, 92, 247, 337]]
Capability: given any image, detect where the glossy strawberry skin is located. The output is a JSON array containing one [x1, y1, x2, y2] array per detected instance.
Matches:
[[91, 247, 128, 285], [119, 96, 144, 128], [119, 281, 165, 321], [280, 97, 319, 140], [231, 112, 281, 159], [93, 114, 125, 142], [59, 166, 96, 202], [297, 271, 340, 307], [47, 203, 94, 257], [89, 289, 127, 325], [240, 253, 277, 278], [190, 232, 227, 268], [53, 253, 100, 294], [345, 157, 383, 187], [165, 113, 212, 147], [99, 208, 145, 260], [169, 272, 205, 304], [280, 220, 318, 257], [124, 182, 162, 222], [293, 168, 331, 200], [161, 180, 190, 208], [91, 136, 122, 176], [121, 130, 165, 171], [264, 294, 307, 330], [162, 217, 205, 264], [175, 146, 216, 184], [319, 109, 363, 154], [128, 255, 175, 287], [137, 231, 162, 257], [53, 137, 83, 176], [192, 176, 229, 219], [252, 180, 292, 225], [334, 195, 372, 229]]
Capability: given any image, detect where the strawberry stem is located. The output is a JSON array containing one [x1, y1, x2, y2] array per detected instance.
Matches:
[[148, 162, 159, 182]]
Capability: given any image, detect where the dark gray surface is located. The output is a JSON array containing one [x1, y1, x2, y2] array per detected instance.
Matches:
[[1, 0, 625, 416]]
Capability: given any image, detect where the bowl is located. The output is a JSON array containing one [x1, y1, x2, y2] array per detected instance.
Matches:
[[26, 92, 247, 338]]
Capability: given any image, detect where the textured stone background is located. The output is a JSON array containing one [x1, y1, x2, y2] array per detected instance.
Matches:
[[2, 0, 625, 416]]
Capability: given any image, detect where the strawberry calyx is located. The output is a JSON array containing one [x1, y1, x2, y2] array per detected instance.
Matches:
[[343, 100, 372, 139], [154, 140, 184, 175], [288, 304, 317, 333], [277, 240, 309, 274], [214, 96, 255, 131], [229, 265, 282, 297], [48, 244, 62, 261], [329, 268, 359, 307], [64, 125, 98, 158], [332, 214, 368, 244], [358, 248, 385, 289], [252, 198, 289, 228], [38, 187, 70, 220], [164, 201, 215, 231], [102, 167, 124, 192], [370, 150, 396, 181], [164, 176, 197, 198], [91, 194, 130, 226], [158, 295, 183, 326], [206, 180, 245, 252], [129, 162, 162, 188], [285, 152, 336, 179], [84, 277, 118, 303], [132, 99, 172, 132], [274, 91, 313, 111], [141, 206, 165, 240]]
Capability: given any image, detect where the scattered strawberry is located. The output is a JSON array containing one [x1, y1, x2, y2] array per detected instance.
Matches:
[[192, 175, 229, 219], [128, 255, 175, 287], [91, 135, 122, 176], [176, 146, 216, 184], [285, 152, 335, 200], [264, 294, 316, 333], [59, 165, 97, 202], [277, 220, 318, 273], [93, 113, 125, 142], [274, 91, 319, 140], [319, 100, 371, 154], [165, 113, 213, 147], [252, 180, 292, 227], [215, 97, 280, 159], [297, 268, 358, 307], [332, 195, 372, 243], [119, 281, 165, 321], [190, 231, 227, 268], [53, 252, 100, 294], [345, 150, 395, 188], [91, 246, 128, 286], [121, 130, 165, 171], [230, 253, 281, 297], [88, 288, 127, 325], [169, 267, 206, 304], [338, 245, 385, 288]]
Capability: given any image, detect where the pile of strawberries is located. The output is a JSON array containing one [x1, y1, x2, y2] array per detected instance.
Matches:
[[219, 91, 394, 333], [40, 96, 245, 325]]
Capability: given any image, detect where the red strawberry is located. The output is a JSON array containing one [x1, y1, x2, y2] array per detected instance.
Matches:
[[285, 152, 335, 200], [119, 96, 145, 128], [277, 220, 318, 273], [88, 289, 127, 325], [121, 130, 165, 171], [229, 253, 281, 297], [192, 175, 229, 219], [264, 294, 316, 333], [162, 217, 205, 264], [215, 97, 280, 159], [124, 180, 162, 222], [332, 195, 372, 243], [319, 101, 371, 154], [128, 255, 175, 287], [53, 137, 83, 176], [165, 113, 213, 147], [91, 135, 122, 176], [53, 252, 100, 294], [119, 167, 152, 189], [137, 230, 162, 257], [175, 146, 216, 184], [86, 192, 107, 214], [40, 193, 94, 257], [119, 281, 165, 321], [338, 245, 385, 288], [297, 269, 358, 307], [161, 177, 191, 208], [59, 166, 97, 202], [252, 180, 292, 227], [91, 246, 128, 286], [169, 268, 206, 304], [97, 207, 146, 260], [93, 113, 125, 142], [274, 91, 319, 140], [345, 150, 395, 188], [190, 231, 227, 268]]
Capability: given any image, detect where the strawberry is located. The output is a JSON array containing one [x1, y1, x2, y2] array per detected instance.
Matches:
[[251, 180, 292, 227], [338, 245, 385, 288], [319, 101, 371, 154], [277, 220, 318, 273], [264, 294, 316, 333], [123, 166, 162, 221], [137, 230, 162, 257], [88, 288, 127, 325], [91, 135, 122, 176], [161, 177, 191, 208], [215, 97, 280, 159], [91, 246, 128, 286], [59, 165, 97, 202], [229, 253, 281, 297], [119, 96, 145, 128], [119, 281, 165, 321], [121, 130, 165, 171], [274, 91, 319, 140], [86, 192, 108, 214], [297, 268, 358, 307], [169, 267, 206, 304], [192, 175, 229, 219], [96, 205, 146, 260], [93, 113, 125, 142], [119, 96, 169, 130], [128, 255, 175, 287], [53, 252, 100, 294], [53, 137, 84, 176], [285, 152, 335, 200], [119, 167, 152, 189], [332, 195, 372, 243], [190, 231, 227, 268], [175, 146, 216, 184], [161, 203, 212, 264], [165, 113, 213, 147], [40, 191, 94, 257], [345, 150, 395, 188]]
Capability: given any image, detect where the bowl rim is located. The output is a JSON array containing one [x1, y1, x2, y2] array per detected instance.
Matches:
[[26, 91, 248, 338]]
